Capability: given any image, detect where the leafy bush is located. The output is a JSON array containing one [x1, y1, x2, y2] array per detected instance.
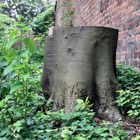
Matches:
[[0, 20, 46, 139], [117, 64, 140, 90], [116, 64, 140, 120], [32, 5, 55, 35], [0, 0, 46, 23]]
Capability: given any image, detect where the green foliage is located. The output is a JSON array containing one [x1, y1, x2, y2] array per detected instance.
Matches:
[[117, 64, 140, 90], [0, 0, 46, 23], [0, 0, 55, 37], [0, 97, 129, 139], [0, 13, 15, 23], [132, 135, 140, 140], [0, 13, 16, 44], [116, 89, 140, 119], [116, 64, 140, 120], [0, 20, 46, 139], [32, 5, 55, 35]]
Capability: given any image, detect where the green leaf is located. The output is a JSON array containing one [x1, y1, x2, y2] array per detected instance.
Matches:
[[131, 135, 140, 140], [61, 128, 71, 139], [6, 50, 16, 64], [75, 136, 86, 140], [94, 127, 104, 134], [0, 138, 7, 140], [13, 120, 23, 132], [0, 100, 5, 108], [4, 64, 13, 76], [23, 38, 36, 53], [9, 30, 19, 39], [22, 74, 30, 81], [5, 95, 13, 102], [112, 137, 120, 140], [0, 127, 9, 138], [76, 99, 84, 104], [62, 112, 74, 120], [127, 110, 133, 114], [10, 82, 23, 94], [6, 38, 18, 49], [134, 111, 139, 116]]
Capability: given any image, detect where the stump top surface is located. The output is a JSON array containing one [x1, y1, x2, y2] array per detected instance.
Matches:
[[50, 26, 118, 40], [54, 26, 119, 32]]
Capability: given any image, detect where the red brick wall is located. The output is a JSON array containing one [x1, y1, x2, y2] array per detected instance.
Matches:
[[56, 0, 140, 68]]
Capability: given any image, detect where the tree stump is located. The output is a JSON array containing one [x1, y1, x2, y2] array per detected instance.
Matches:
[[41, 26, 122, 121]]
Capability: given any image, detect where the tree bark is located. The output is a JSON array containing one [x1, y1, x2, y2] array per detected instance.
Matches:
[[41, 26, 122, 121]]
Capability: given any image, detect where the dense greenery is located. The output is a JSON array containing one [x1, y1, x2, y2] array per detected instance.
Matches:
[[116, 65, 140, 120], [0, 1, 140, 139], [0, 0, 55, 35], [32, 5, 55, 35], [0, 0, 46, 23]]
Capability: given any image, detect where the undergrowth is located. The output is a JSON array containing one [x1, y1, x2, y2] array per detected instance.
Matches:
[[116, 65, 140, 120]]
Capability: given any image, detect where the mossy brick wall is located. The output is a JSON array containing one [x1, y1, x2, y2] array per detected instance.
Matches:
[[56, 0, 140, 68]]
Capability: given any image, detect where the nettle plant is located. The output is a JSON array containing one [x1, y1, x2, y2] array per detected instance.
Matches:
[[116, 64, 140, 120], [0, 22, 45, 139]]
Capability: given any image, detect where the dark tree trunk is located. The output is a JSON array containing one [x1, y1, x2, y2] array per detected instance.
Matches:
[[41, 26, 122, 121]]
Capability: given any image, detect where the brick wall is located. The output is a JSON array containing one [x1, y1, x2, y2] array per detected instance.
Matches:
[[56, 0, 140, 68]]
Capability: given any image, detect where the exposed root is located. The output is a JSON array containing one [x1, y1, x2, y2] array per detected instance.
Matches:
[[97, 105, 122, 121]]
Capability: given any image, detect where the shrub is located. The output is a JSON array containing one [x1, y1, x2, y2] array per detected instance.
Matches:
[[32, 5, 55, 35], [116, 64, 140, 90], [116, 64, 140, 120]]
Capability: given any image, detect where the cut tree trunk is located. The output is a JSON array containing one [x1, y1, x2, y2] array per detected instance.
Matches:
[[41, 26, 122, 121]]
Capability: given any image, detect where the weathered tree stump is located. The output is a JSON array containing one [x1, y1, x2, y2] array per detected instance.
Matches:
[[41, 26, 122, 121]]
